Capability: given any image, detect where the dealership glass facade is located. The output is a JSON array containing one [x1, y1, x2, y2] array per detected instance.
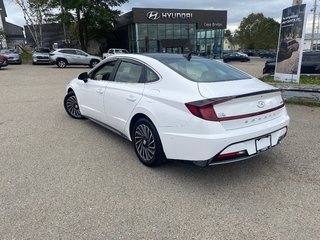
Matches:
[[127, 23, 224, 57], [116, 8, 227, 58]]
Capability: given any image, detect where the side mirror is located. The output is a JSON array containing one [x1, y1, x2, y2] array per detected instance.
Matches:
[[78, 72, 88, 82]]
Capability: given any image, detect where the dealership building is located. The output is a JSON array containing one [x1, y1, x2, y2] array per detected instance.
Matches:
[[115, 8, 227, 57]]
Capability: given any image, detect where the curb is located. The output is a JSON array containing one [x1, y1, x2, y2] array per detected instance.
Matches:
[[270, 83, 320, 104]]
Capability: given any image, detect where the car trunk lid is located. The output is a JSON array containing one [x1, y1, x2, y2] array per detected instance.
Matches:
[[192, 79, 285, 129]]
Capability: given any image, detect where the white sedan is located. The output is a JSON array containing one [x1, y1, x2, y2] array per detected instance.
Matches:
[[64, 53, 289, 167]]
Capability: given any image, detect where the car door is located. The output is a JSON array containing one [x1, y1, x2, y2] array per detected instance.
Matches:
[[104, 60, 145, 132], [76, 49, 90, 65], [61, 49, 77, 64], [231, 53, 238, 61], [77, 60, 118, 122], [301, 54, 320, 74]]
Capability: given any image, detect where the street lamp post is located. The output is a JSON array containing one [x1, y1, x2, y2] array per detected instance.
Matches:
[[311, 0, 317, 50]]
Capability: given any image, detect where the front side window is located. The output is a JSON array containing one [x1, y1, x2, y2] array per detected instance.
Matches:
[[76, 50, 88, 56], [114, 61, 143, 83], [90, 60, 117, 81]]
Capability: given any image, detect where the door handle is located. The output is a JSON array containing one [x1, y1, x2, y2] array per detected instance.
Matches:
[[126, 95, 137, 102], [97, 88, 104, 94]]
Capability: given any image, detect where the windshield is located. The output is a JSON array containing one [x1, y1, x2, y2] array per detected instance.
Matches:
[[0, 49, 14, 54], [159, 57, 251, 82], [37, 48, 51, 53]]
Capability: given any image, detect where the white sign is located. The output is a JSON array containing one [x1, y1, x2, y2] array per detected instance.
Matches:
[[274, 4, 307, 83]]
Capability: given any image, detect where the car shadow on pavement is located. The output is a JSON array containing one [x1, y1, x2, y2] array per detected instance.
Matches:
[[161, 156, 276, 186], [81, 117, 279, 189]]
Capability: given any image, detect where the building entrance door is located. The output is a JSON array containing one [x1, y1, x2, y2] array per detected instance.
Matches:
[[165, 47, 183, 53]]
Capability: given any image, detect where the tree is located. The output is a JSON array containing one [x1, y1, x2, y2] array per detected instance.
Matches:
[[53, 0, 128, 51], [15, 0, 53, 47], [237, 13, 280, 50], [0, 28, 6, 48], [224, 29, 238, 50]]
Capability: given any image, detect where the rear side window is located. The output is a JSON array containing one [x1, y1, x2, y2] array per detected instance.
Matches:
[[159, 58, 251, 82], [146, 68, 159, 82]]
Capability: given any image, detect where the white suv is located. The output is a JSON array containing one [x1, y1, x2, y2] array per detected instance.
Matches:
[[49, 48, 101, 68], [102, 48, 128, 59]]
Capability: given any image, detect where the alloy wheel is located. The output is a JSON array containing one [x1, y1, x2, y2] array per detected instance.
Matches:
[[58, 60, 67, 68], [66, 95, 82, 118], [134, 124, 156, 162]]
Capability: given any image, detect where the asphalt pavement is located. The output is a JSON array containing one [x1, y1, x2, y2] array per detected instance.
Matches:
[[0, 63, 319, 239]]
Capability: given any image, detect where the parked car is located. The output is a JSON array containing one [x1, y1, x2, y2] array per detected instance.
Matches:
[[64, 53, 289, 167], [32, 47, 51, 65], [263, 51, 320, 74], [278, 38, 299, 62], [0, 49, 22, 64], [49, 48, 101, 68], [242, 49, 256, 56], [103, 48, 129, 59], [223, 52, 250, 63], [259, 50, 276, 59], [222, 50, 234, 55], [0, 55, 8, 68]]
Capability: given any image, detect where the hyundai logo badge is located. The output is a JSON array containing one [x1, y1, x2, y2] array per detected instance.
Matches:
[[146, 11, 160, 20], [257, 101, 265, 108]]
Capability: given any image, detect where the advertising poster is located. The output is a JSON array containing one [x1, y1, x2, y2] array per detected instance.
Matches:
[[275, 4, 307, 83]]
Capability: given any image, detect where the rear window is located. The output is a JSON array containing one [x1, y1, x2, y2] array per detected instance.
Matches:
[[159, 57, 251, 82]]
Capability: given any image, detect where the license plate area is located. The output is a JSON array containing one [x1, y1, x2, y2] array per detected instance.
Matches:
[[255, 135, 271, 153]]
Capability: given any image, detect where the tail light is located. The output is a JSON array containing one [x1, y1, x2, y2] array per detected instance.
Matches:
[[185, 97, 234, 121], [185, 89, 285, 122]]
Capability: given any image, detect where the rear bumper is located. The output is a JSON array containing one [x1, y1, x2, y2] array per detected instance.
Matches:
[[33, 56, 51, 64], [159, 110, 289, 162], [34, 60, 51, 64], [208, 126, 287, 165]]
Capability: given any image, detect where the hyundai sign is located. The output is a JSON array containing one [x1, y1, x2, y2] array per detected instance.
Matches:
[[133, 8, 227, 29]]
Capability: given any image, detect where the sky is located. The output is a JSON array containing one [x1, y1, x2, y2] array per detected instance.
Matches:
[[2, 0, 318, 33]]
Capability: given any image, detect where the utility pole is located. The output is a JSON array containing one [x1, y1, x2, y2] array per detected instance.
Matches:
[[311, 0, 317, 50]]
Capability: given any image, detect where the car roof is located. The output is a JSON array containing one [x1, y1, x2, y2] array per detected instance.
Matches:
[[142, 53, 205, 61], [109, 48, 127, 50], [56, 48, 81, 51], [102, 53, 208, 69]]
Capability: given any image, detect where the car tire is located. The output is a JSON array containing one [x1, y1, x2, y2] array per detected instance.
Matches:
[[64, 91, 85, 119], [89, 59, 99, 68], [267, 68, 275, 75], [32, 61, 36, 65], [132, 118, 167, 167], [57, 59, 67, 68]]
